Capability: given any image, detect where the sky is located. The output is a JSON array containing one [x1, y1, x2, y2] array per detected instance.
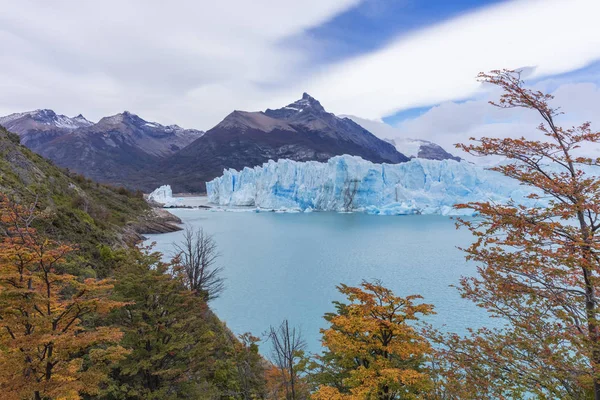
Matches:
[[2, 0, 600, 155]]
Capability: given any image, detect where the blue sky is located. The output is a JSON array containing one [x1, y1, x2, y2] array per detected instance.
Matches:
[[381, 59, 600, 127], [297, 0, 507, 125], [1, 0, 600, 133], [300, 0, 505, 63]]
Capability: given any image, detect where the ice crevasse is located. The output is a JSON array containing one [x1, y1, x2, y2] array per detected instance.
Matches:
[[206, 155, 542, 216]]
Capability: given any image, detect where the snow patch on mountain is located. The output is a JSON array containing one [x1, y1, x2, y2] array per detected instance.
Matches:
[[206, 155, 541, 215], [0, 109, 93, 130]]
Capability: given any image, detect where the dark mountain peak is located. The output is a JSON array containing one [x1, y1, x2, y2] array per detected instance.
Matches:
[[72, 114, 92, 125], [264, 93, 327, 120], [417, 141, 461, 162], [32, 109, 57, 120], [121, 110, 141, 120], [98, 111, 147, 127], [296, 92, 325, 112], [121, 110, 144, 123]]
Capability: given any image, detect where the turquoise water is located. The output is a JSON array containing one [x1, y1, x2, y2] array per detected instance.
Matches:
[[145, 209, 491, 353]]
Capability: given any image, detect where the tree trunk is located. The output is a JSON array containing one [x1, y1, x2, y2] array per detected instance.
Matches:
[[578, 211, 600, 400]]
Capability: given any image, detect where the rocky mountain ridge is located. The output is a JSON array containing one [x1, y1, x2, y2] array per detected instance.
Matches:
[[2, 96, 459, 193]]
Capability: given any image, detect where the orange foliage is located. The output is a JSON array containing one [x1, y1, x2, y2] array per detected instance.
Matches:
[[0, 195, 127, 400], [432, 70, 600, 399], [314, 281, 433, 400]]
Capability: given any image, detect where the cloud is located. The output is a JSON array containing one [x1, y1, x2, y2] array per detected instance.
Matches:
[[352, 78, 600, 163], [301, 0, 600, 120], [0, 0, 360, 128], [1, 0, 600, 134]]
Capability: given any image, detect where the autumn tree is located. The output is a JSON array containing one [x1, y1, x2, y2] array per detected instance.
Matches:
[[0, 195, 127, 400], [101, 248, 217, 399], [312, 281, 434, 399], [432, 70, 600, 399], [173, 226, 224, 301], [267, 319, 308, 400]]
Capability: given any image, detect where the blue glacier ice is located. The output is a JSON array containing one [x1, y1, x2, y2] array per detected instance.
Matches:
[[206, 155, 541, 216], [148, 185, 183, 207]]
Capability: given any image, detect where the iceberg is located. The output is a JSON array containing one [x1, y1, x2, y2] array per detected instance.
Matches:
[[147, 185, 182, 207], [206, 155, 541, 216]]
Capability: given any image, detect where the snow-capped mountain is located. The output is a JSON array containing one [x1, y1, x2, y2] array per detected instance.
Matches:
[[0, 109, 94, 148], [83, 111, 204, 157], [0, 109, 93, 131], [36, 111, 203, 188], [0, 109, 203, 189], [343, 115, 461, 161], [157, 93, 408, 192], [207, 155, 539, 215], [384, 138, 461, 162]]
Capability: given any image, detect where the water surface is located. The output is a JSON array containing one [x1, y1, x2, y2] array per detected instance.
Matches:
[[145, 209, 490, 352]]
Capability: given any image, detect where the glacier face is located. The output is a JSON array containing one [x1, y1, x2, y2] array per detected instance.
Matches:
[[206, 155, 539, 216], [148, 185, 182, 207]]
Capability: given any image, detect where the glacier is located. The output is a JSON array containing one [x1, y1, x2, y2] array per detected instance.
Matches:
[[206, 155, 541, 216], [147, 185, 182, 207]]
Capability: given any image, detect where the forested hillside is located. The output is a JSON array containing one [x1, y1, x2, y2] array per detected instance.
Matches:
[[0, 126, 267, 399]]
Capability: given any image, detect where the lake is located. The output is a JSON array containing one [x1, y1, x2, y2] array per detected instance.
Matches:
[[144, 208, 491, 353]]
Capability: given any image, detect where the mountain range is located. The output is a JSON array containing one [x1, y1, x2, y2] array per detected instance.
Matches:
[[0, 109, 203, 188], [1, 94, 460, 193]]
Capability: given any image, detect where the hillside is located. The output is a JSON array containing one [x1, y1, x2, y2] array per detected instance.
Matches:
[[0, 126, 180, 277], [0, 125, 268, 397]]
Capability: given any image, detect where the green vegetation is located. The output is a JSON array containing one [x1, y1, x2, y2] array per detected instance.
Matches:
[[0, 126, 150, 277], [0, 126, 268, 399], [101, 249, 264, 399]]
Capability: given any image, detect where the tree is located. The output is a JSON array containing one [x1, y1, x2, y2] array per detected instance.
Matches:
[[173, 226, 224, 301], [0, 195, 127, 400], [232, 332, 267, 399], [312, 281, 434, 400], [433, 69, 600, 399], [102, 248, 217, 399], [267, 319, 307, 400]]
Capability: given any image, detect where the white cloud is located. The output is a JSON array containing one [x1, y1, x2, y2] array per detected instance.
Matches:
[[302, 0, 600, 120], [351, 79, 600, 163], [1, 0, 600, 134], [0, 0, 359, 128]]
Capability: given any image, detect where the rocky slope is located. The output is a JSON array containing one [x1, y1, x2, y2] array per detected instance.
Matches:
[[0, 126, 181, 273]]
